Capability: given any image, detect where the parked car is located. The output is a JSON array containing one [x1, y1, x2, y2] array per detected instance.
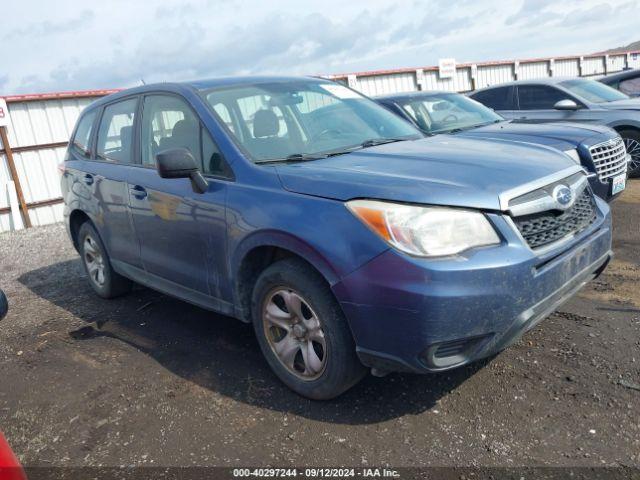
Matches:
[[0, 289, 7, 320], [599, 69, 640, 98], [61, 77, 612, 399], [469, 77, 640, 177], [375, 91, 628, 201]]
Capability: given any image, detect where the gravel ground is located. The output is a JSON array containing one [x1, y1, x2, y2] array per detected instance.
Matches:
[[0, 181, 639, 469]]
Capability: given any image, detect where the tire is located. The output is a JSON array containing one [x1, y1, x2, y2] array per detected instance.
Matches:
[[620, 130, 640, 178], [78, 222, 132, 299], [251, 258, 366, 400]]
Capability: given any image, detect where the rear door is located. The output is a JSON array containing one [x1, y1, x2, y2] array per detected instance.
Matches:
[[470, 86, 517, 118], [127, 93, 230, 300], [80, 97, 142, 268]]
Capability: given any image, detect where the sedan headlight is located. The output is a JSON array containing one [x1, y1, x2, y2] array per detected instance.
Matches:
[[563, 149, 581, 165], [346, 200, 500, 257]]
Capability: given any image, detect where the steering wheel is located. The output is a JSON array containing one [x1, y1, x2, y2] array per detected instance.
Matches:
[[442, 114, 459, 123], [310, 128, 342, 143]]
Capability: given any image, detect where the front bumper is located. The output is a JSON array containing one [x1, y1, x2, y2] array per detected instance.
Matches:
[[332, 196, 613, 373]]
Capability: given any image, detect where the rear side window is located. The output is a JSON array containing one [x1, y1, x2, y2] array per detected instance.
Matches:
[[71, 110, 96, 157], [96, 98, 138, 163], [517, 85, 567, 110], [471, 87, 513, 110], [619, 77, 640, 96]]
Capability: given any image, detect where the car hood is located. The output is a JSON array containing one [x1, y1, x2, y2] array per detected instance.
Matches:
[[458, 120, 614, 149], [598, 98, 640, 110], [275, 136, 578, 211]]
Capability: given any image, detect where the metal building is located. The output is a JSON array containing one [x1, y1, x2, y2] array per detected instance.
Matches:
[[1, 51, 639, 232]]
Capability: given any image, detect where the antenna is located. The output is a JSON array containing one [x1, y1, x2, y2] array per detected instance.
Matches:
[[140, 78, 146, 85]]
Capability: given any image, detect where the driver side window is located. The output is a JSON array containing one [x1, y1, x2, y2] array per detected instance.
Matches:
[[141, 94, 228, 177], [517, 86, 569, 110]]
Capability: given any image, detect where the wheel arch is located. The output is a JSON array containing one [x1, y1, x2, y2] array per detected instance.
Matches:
[[68, 209, 93, 250], [232, 231, 340, 322]]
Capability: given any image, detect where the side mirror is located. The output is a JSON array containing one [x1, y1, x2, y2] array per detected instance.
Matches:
[[0, 289, 8, 320], [553, 99, 579, 111], [156, 148, 208, 194]]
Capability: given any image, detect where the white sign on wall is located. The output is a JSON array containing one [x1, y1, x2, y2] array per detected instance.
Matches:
[[0, 98, 10, 127], [438, 58, 457, 79]]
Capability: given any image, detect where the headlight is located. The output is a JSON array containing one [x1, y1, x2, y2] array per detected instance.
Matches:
[[346, 200, 500, 257], [563, 149, 581, 165]]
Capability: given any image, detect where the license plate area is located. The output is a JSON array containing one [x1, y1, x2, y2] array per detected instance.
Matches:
[[611, 173, 626, 195]]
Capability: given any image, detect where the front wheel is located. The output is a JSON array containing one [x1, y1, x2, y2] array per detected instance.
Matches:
[[621, 130, 640, 178], [251, 258, 366, 400]]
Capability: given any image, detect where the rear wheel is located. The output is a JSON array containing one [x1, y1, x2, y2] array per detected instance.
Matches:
[[251, 258, 366, 400], [620, 130, 640, 178], [78, 222, 132, 299]]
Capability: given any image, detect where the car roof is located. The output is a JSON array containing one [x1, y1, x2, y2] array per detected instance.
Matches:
[[84, 75, 332, 111], [375, 90, 453, 102], [599, 69, 640, 84], [472, 76, 587, 93]]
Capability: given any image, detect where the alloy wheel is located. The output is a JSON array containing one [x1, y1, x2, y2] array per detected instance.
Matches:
[[262, 288, 327, 380], [624, 137, 640, 173], [83, 236, 106, 287]]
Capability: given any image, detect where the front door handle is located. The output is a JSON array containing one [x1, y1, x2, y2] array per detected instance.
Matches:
[[129, 185, 147, 199], [83, 174, 94, 185]]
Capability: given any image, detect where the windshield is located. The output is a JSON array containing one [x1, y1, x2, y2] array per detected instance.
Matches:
[[560, 79, 629, 103], [202, 80, 422, 162], [396, 93, 503, 134]]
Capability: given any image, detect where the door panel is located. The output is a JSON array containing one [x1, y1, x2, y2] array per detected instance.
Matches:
[[128, 94, 228, 298], [127, 169, 226, 295]]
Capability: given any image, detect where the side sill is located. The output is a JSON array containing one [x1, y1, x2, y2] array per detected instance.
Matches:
[[111, 260, 238, 318]]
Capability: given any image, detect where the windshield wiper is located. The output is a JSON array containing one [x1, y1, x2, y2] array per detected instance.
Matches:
[[447, 120, 503, 134], [360, 137, 408, 148], [255, 153, 328, 165], [255, 138, 410, 164]]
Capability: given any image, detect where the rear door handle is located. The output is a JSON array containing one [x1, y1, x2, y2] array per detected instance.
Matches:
[[83, 174, 94, 185], [129, 185, 147, 199]]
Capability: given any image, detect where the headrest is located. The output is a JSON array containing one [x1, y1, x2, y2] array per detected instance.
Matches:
[[172, 118, 196, 138], [253, 109, 279, 138]]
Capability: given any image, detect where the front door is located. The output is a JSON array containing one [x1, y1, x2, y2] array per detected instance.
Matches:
[[128, 94, 229, 300]]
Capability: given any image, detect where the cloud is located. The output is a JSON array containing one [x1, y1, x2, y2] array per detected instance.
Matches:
[[2, 0, 640, 94], [3, 9, 94, 40]]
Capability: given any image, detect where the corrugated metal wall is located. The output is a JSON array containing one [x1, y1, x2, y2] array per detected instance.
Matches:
[[0, 97, 101, 231], [1, 50, 639, 232]]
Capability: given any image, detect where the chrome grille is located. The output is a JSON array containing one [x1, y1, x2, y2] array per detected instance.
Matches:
[[512, 188, 597, 249], [589, 137, 628, 181]]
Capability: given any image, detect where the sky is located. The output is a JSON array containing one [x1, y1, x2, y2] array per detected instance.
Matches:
[[2, 0, 639, 95]]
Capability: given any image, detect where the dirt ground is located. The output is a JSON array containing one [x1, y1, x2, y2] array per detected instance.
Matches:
[[0, 181, 638, 469]]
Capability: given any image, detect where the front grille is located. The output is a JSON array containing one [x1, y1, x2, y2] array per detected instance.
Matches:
[[589, 137, 628, 181], [513, 188, 597, 249]]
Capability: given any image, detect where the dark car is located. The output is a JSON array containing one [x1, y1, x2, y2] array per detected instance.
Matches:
[[61, 76, 612, 399], [0, 289, 7, 320], [375, 90, 628, 201], [599, 69, 640, 98], [469, 77, 640, 177]]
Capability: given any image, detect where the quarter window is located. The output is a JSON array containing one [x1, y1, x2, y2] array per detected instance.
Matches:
[[517, 86, 568, 110], [96, 99, 138, 163], [72, 110, 96, 157]]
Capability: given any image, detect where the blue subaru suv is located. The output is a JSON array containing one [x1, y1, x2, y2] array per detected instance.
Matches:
[[61, 77, 612, 399]]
